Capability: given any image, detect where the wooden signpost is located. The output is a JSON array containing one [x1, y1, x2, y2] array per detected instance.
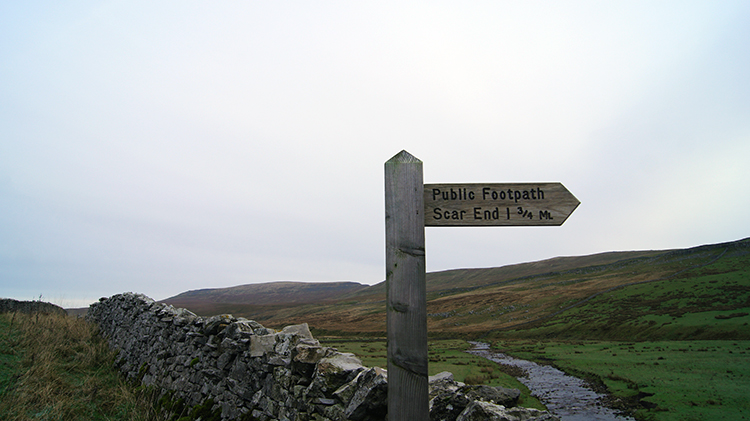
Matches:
[[384, 150, 579, 421], [385, 151, 428, 421], [425, 183, 579, 227]]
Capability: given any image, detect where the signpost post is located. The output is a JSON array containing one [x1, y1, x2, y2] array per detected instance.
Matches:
[[384, 151, 428, 421], [384, 151, 579, 421]]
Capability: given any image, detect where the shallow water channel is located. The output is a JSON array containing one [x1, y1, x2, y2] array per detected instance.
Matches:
[[467, 342, 635, 421]]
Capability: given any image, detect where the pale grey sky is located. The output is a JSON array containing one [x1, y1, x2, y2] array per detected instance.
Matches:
[[2, 1, 749, 308]]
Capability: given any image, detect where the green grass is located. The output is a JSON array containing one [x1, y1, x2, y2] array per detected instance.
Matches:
[[0, 312, 167, 421], [492, 245, 750, 341], [320, 338, 546, 410], [494, 340, 750, 421], [0, 313, 24, 401]]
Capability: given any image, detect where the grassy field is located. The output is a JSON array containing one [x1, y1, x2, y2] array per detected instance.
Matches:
[[494, 340, 750, 421], [0, 312, 164, 421]]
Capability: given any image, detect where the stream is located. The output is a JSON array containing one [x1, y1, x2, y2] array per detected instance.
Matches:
[[467, 342, 635, 421]]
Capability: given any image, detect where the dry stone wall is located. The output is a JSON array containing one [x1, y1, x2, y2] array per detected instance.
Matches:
[[88, 293, 558, 421]]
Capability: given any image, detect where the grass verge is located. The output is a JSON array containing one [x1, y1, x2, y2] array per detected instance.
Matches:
[[0, 312, 166, 421]]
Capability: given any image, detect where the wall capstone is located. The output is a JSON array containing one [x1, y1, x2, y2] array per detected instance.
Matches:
[[87, 293, 558, 421]]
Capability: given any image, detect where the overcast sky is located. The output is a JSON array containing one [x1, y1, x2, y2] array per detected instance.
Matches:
[[2, 1, 749, 308]]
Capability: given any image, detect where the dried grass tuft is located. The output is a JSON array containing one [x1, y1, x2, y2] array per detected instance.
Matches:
[[0, 312, 167, 421]]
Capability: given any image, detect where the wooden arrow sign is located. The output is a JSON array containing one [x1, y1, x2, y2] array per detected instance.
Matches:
[[424, 183, 579, 227]]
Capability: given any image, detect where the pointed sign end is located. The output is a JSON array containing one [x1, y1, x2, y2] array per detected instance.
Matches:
[[387, 150, 421, 164]]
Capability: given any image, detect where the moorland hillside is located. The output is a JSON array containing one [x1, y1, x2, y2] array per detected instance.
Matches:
[[162, 237, 750, 341]]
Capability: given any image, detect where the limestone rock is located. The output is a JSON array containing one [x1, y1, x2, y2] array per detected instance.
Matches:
[[281, 323, 317, 343], [204, 314, 236, 336], [428, 373, 522, 421], [293, 344, 332, 379], [251, 334, 278, 357], [430, 388, 471, 421], [224, 320, 257, 340], [429, 371, 461, 399], [429, 371, 454, 384], [343, 367, 388, 421], [456, 401, 559, 421], [306, 352, 365, 399], [459, 384, 521, 407]]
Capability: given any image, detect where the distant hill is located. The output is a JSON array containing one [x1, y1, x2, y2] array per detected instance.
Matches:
[[160, 250, 667, 318], [163, 281, 368, 315], [0, 298, 67, 316], [161, 237, 750, 341]]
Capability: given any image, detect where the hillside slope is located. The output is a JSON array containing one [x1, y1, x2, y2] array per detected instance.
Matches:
[[163, 237, 750, 340]]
